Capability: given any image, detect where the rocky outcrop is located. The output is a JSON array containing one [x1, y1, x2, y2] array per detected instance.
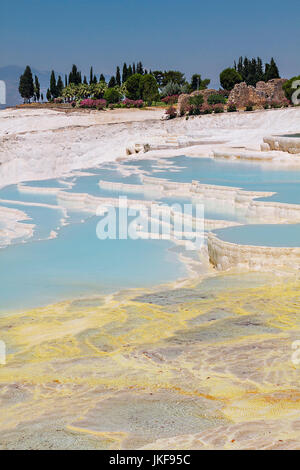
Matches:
[[178, 89, 217, 115], [228, 79, 287, 108]]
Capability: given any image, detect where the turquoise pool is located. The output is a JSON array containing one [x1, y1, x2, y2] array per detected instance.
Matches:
[[214, 224, 300, 247], [1, 154, 300, 312]]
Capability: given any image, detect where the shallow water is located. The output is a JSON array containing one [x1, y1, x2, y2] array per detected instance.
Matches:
[[0, 215, 186, 313], [214, 223, 300, 247], [1, 155, 300, 312]]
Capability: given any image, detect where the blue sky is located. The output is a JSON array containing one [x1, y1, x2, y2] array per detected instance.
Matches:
[[1, 0, 300, 86]]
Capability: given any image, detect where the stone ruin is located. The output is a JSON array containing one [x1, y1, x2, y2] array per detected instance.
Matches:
[[227, 78, 287, 108]]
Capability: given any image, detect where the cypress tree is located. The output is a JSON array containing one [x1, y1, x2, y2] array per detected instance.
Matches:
[[50, 70, 57, 99], [65, 74, 68, 87], [69, 65, 81, 85], [108, 76, 116, 88], [99, 74, 106, 83], [41, 93, 44, 102], [122, 63, 128, 83], [132, 63, 136, 74], [57, 75, 64, 96], [127, 65, 133, 78], [83, 75, 88, 85], [264, 58, 280, 81], [116, 66, 121, 86], [89, 66, 94, 85], [46, 88, 51, 102], [136, 61, 143, 74], [256, 57, 264, 82], [18, 65, 34, 103], [34, 75, 40, 101]]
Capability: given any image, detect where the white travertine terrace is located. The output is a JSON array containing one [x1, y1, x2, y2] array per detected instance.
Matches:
[[207, 232, 300, 271], [263, 135, 300, 154], [0, 205, 34, 246]]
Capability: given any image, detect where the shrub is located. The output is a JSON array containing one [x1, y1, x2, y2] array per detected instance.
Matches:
[[264, 103, 269, 109], [165, 106, 177, 119], [201, 104, 213, 114], [160, 81, 182, 98], [125, 73, 143, 100], [161, 95, 179, 104], [227, 104, 237, 112], [207, 94, 226, 105], [213, 104, 224, 113], [245, 103, 254, 111], [187, 94, 204, 115], [282, 76, 300, 102], [123, 98, 144, 108], [79, 98, 106, 109], [140, 74, 159, 104], [103, 87, 121, 104], [220, 68, 243, 91]]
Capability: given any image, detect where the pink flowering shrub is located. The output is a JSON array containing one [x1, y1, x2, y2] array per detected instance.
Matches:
[[201, 104, 213, 114], [80, 99, 107, 109], [212, 104, 224, 113], [123, 98, 144, 108], [165, 106, 177, 119], [161, 95, 179, 104], [269, 98, 290, 108]]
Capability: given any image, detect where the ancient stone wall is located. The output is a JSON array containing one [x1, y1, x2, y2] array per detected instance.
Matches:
[[228, 79, 287, 108]]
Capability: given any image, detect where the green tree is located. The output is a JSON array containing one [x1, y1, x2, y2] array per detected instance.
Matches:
[[125, 73, 143, 100], [140, 74, 159, 103], [162, 71, 185, 87], [46, 88, 51, 102], [127, 65, 133, 78], [83, 75, 88, 85], [89, 66, 94, 85], [122, 63, 128, 83], [152, 70, 164, 87], [264, 58, 280, 81], [57, 75, 64, 96], [190, 74, 210, 91], [99, 74, 106, 83], [108, 76, 117, 88], [136, 61, 144, 74], [18, 65, 34, 103], [116, 66, 121, 86], [34, 75, 40, 102], [104, 87, 121, 104], [160, 81, 181, 98], [69, 64, 82, 85], [220, 68, 242, 90], [50, 70, 58, 98]]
